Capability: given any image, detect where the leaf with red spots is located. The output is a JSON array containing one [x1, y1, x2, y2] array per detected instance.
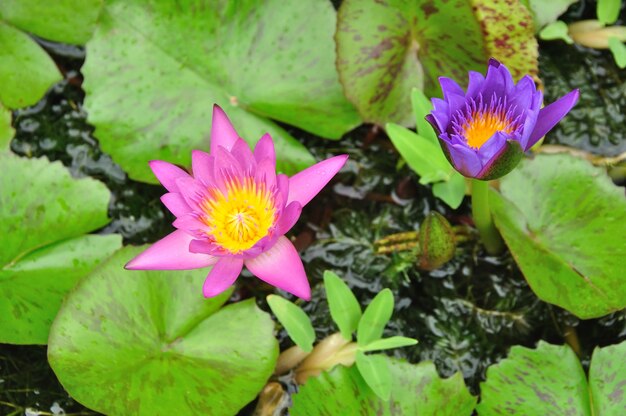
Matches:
[[336, 0, 538, 126]]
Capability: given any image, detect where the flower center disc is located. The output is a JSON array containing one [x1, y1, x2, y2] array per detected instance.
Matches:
[[462, 110, 514, 149], [201, 178, 276, 253]]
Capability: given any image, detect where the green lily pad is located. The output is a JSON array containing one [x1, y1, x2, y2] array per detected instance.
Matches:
[[336, 0, 538, 126], [48, 246, 278, 416], [83, 0, 360, 183], [0, 103, 13, 149], [477, 341, 626, 415], [0, 20, 61, 109], [0, 0, 102, 45], [291, 358, 476, 415], [0, 152, 120, 344], [490, 154, 626, 319]]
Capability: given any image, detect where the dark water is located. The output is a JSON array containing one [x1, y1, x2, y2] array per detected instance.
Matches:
[[2, 4, 625, 414]]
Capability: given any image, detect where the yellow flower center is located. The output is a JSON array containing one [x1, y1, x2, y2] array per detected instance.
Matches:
[[200, 177, 277, 254], [462, 110, 514, 150]]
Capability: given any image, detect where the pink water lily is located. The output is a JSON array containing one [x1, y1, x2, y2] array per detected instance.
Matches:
[[125, 105, 348, 300]]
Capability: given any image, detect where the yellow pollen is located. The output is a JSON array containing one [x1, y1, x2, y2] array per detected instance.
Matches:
[[463, 110, 514, 149], [200, 177, 276, 254]]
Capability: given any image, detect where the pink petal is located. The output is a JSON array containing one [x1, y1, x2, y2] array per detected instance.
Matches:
[[176, 176, 207, 211], [287, 155, 348, 207], [149, 160, 190, 193], [161, 193, 191, 217], [253, 133, 275, 165], [255, 158, 277, 189], [245, 236, 311, 300], [276, 202, 302, 235], [173, 214, 206, 232], [125, 230, 218, 270], [210, 105, 239, 154], [191, 150, 215, 185], [203, 257, 243, 298], [230, 138, 256, 173]]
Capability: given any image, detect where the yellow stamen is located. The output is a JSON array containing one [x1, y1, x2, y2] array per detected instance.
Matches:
[[200, 177, 276, 253], [463, 110, 514, 149]]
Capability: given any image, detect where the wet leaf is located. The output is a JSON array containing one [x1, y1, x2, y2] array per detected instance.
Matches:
[[291, 357, 476, 415], [357, 289, 394, 346], [478, 341, 626, 415], [491, 154, 626, 319], [83, 0, 360, 183], [336, 0, 537, 126], [0, 21, 61, 108], [0, 103, 13, 149], [0, 0, 102, 45], [267, 295, 315, 352], [48, 246, 278, 416], [0, 152, 119, 344], [324, 270, 362, 341]]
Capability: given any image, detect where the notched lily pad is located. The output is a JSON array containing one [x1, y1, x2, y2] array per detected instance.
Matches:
[[48, 246, 279, 416], [478, 341, 626, 415], [0, 152, 119, 344], [291, 358, 476, 415], [84, 0, 360, 183], [491, 154, 626, 319], [336, 0, 538, 126]]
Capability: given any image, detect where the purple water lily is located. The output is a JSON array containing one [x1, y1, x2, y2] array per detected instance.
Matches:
[[126, 105, 348, 300], [426, 58, 579, 180]]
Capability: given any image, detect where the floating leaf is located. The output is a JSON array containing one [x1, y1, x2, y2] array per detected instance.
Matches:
[[83, 0, 360, 183], [0, 103, 13, 149], [336, 0, 537, 126], [0, 21, 61, 108], [491, 154, 626, 318], [0, 0, 102, 45], [359, 336, 418, 352], [267, 295, 315, 353], [597, 0, 621, 25], [49, 246, 278, 416], [323, 270, 362, 341], [357, 289, 394, 346], [291, 358, 476, 415], [609, 37, 626, 69], [355, 352, 392, 400], [0, 152, 119, 344], [478, 341, 626, 415]]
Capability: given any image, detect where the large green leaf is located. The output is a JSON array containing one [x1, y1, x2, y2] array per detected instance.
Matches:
[[0, 0, 102, 45], [520, 0, 578, 31], [0, 152, 119, 344], [83, 0, 360, 183], [490, 154, 626, 319], [336, 0, 538, 126], [0, 103, 13, 149], [49, 246, 278, 416], [291, 358, 476, 415], [0, 21, 61, 108], [478, 341, 626, 415]]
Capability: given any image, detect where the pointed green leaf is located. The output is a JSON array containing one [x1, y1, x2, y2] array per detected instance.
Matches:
[[0, 0, 103, 45], [357, 289, 394, 346], [597, 0, 621, 25], [359, 336, 418, 352], [0, 152, 119, 344], [292, 358, 476, 415], [49, 246, 278, 416], [539, 21, 574, 44], [83, 0, 360, 182], [432, 173, 466, 209], [356, 352, 392, 400], [267, 295, 315, 352], [608, 37, 626, 69], [0, 21, 61, 109], [411, 88, 437, 143], [336, 0, 537, 126], [323, 270, 362, 341], [491, 154, 626, 319]]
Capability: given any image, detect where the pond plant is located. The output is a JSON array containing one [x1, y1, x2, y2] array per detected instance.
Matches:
[[1, 1, 625, 416]]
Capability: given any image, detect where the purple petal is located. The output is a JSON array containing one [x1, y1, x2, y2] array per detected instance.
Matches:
[[191, 150, 215, 185], [466, 71, 485, 98], [125, 230, 218, 270], [253, 133, 276, 165], [149, 160, 190, 193], [210, 105, 239, 154], [161, 193, 191, 217], [287, 155, 348, 207], [439, 77, 465, 100], [446, 142, 482, 178], [276, 202, 302, 235], [203, 257, 243, 298], [245, 236, 311, 300], [476, 131, 507, 164], [526, 89, 579, 150]]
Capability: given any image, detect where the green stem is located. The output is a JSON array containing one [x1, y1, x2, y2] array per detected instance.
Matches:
[[471, 179, 503, 255]]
